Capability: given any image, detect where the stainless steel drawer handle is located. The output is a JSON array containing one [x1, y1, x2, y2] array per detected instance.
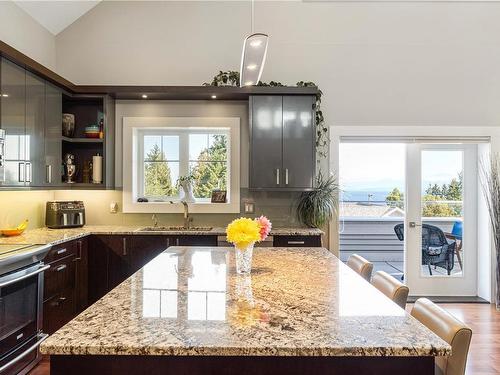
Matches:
[[57, 248, 67, 255], [0, 264, 50, 288], [288, 241, 305, 245], [0, 333, 49, 373], [55, 264, 67, 272]]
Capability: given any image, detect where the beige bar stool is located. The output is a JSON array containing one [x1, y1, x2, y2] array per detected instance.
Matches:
[[346, 254, 373, 281], [371, 270, 409, 309], [411, 298, 472, 375]]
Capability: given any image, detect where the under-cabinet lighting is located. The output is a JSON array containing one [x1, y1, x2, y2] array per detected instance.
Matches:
[[211, 95, 217, 99], [142, 94, 148, 99], [1, 93, 8, 97], [239, 33, 268, 88]]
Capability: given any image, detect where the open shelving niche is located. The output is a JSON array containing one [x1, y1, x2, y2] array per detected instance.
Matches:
[[61, 93, 106, 188]]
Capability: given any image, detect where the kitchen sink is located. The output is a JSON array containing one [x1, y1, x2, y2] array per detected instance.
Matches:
[[139, 226, 213, 232]]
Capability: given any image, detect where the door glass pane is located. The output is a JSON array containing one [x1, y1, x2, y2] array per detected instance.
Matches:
[[339, 143, 406, 281], [421, 150, 463, 277]]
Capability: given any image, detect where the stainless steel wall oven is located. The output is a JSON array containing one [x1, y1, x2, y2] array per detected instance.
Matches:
[[0, 244, 51, 375]]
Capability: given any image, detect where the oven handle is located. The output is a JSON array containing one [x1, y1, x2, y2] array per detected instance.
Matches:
[[0, 264, 50, 288], [0, 333, 49, 373]]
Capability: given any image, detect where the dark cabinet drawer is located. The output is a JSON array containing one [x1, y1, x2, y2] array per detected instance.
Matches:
[[273, 235, 322, 247], [45, 241, 77, 264], [43, 287, 76, 335], [176, 235, 217, 247], [44, 255, 76, 302]]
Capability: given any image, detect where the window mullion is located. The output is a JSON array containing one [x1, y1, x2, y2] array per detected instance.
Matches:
[[180, 133, 189, 177]]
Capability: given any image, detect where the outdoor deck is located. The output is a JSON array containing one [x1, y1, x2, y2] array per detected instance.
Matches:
[[339, 216, 463, 278]]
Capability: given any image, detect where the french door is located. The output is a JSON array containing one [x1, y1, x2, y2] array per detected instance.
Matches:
[[405, 144, 478, 296]]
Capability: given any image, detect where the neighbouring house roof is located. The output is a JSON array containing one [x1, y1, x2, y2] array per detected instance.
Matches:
[[340, 202, 404, 218]]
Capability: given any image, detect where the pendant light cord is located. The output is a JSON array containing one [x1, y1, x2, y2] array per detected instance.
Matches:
[[251, 0, 254, 33]]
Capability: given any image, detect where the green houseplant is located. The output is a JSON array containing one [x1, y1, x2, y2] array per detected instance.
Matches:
[[296, 173, 338, 228]]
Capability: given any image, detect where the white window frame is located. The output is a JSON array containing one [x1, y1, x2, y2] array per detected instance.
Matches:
[[123, 117, 240, 214]]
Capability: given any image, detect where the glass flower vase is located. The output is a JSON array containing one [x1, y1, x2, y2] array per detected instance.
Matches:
[[235, 243, 254, 274]]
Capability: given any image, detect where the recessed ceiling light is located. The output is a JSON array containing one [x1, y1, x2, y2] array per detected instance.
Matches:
[[244, 81, 254, 86], [246, 64, 257, 70], [249, 40, 262, 48], [211, 95, 217, 99], [141, 94, 148, 99]]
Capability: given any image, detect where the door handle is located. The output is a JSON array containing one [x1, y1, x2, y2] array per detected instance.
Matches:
[[0, 264, 50, 288], [276, 168, 280, 185], [409, 222, 422, 228], [25, 162, 32, 183], [18, 162, 25, 182], [46, 165, 52, 183], [0, 333, 49, 373], [285, 168, 289, 185], [123, 237, 127, 256]]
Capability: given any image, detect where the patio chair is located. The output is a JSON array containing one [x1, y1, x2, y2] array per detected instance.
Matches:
[[393, 223, 456, 276]]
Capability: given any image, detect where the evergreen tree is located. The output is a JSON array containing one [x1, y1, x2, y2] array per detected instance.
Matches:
[[385, 187, 404, 208], [191, 135, 228, 198], [144, 144, 176, 197]]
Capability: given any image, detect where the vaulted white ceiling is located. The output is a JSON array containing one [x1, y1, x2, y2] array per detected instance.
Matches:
[[14, 0, 101, 35]]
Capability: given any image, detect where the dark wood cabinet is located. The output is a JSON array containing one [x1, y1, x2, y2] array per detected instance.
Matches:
[[273, 235, 322, 247], [129, 235, 171, 271], [75, 238, 88, 312], [88, 235, 112, 304], [176, 235, 217, 247], [43, 240, 80, 335]]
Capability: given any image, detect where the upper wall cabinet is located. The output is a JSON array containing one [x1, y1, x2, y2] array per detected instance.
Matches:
[[0, 57, 114, 189], [0, 57, 63, 187], [249, 95, 316, 190]]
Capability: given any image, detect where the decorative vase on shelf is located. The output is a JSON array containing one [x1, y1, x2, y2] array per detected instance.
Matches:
[[179, 180, 196, 203], [235, 243, 254, 275]]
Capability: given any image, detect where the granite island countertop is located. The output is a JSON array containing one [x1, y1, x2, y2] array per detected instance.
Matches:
[[40, 246, 450, 357], [0, 225, 323, 246]]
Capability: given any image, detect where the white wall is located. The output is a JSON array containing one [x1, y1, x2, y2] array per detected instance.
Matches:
[[0, 1, 56, 69], [55, 1, 500, 129]]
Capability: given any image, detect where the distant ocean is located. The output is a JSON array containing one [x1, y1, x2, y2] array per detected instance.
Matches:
[[341, 190, 391, 202]]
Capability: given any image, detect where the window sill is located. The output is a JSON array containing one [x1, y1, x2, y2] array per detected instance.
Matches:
[[122, 200, 240, 214]]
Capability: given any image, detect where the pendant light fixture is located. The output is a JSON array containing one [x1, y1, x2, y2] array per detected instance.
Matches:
[[239, 0, 269, 87]]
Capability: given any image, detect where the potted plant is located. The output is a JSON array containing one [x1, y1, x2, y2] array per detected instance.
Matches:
[[296, 172, 338, 228], [177, 174, 196, 203], [480, 154, 500, 310]]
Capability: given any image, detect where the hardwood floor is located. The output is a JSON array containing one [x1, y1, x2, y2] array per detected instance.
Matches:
[[28, 303, 499, 375]]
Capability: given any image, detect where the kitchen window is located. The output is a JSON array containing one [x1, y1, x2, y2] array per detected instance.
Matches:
[[122, 117, 240, 213]]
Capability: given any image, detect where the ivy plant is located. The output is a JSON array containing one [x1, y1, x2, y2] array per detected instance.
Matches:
[[203, 71, 329, 160]]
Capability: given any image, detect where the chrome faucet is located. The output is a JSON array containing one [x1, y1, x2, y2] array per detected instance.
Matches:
[[170, 200, 192, 229], [151, 214, 158, 228]]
